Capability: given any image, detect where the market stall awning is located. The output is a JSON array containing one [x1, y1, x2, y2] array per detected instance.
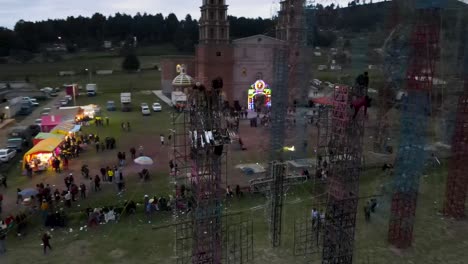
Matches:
[[70, 125, 81, 133], [33, 133, 65, 146], [41, 115, 61, 132], [50, 122, 75, 135], [311, 97, 335, 106], [23, 137, 63, 166]]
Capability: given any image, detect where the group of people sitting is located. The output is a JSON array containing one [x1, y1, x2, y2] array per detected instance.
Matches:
[[0, 213, 28, 237], [85, 201, 136, 227]]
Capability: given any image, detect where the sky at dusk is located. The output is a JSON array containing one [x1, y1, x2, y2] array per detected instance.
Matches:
[[0, 0, 369, 29]]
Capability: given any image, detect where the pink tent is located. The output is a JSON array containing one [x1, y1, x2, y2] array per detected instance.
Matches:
[[41, 115, 61, 132]]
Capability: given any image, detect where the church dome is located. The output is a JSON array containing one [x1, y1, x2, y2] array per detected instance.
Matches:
[[172, 68, 194, 87]]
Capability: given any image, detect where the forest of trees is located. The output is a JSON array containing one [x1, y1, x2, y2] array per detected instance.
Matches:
[[0, 0, 465, 58], [0, 13, 274, 57]]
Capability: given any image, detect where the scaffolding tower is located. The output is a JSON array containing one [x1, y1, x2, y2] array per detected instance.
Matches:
[[388, 0, 444, 248], [269, 161, 287, 247], [173, 79, 253, 264], [320, 82, 366, 264], [443, 23, 468, 219], [373, 0, 409, 153]]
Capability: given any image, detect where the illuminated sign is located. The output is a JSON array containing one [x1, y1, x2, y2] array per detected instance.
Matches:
[[247, 80, 271, 110]]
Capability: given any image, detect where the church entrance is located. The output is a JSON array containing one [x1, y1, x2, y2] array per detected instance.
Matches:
[[248, 80, 271, 111]]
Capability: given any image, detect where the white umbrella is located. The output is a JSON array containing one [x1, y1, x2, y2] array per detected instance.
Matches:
[[134, 156, 154, 165]]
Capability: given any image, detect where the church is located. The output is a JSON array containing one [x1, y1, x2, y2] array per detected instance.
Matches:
[[161, 0, 304, 109]]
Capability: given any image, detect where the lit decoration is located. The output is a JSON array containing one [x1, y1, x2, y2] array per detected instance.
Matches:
[[247, 80, 271, 110], [176, 64, 183, 73], [283, 146, 295, 152]]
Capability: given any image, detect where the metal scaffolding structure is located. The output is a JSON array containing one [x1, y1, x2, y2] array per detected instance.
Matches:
[[321, 83, 366, 264], [443, 92, 468, 218], [388, 1, 444, 248], [269, 161, 287, 247], [173, 79, 253, 264], [293, 199, 326, 261], [373, 0, 410, 153], [266, 0, 308, 248], [443, 24, 468, 219]]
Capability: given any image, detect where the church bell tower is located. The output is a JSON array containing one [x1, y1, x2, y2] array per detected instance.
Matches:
[[199, 0, 230, 44], [196, 0, 234, 102]]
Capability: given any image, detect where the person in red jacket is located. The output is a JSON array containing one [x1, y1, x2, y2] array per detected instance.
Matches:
[[351, 95, 372, 119]]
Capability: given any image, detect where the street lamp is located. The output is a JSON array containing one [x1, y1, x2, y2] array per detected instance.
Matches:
[[85, 68, 92, 83]]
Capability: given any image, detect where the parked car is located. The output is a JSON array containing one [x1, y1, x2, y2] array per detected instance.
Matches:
[[152, 103, 162, 112], [40, 87, 53, 93], [0, 148, 17, 162], [29, 124, 41, 137], [141, 103, 148, 108], [64, 95, 72, 102], [6, 138, 26, 152], [60, 99, 68, 106], [22, 97, 39, 107], [30, 98, 39, 106], [40, 108, 51, 116], [141, 105, 151, 116], [106, 101, 116, 111], [34, 118, 42, 125], [49, 91, 58, 97], [324, 81, 334, 88]]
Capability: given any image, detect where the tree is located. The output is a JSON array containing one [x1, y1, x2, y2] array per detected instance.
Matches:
[[122, 54, 140, 71]]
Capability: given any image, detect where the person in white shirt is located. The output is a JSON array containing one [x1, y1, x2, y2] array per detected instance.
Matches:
[[64, 191, 72, 208]]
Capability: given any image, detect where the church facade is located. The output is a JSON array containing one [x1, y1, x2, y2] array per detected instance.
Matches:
[[161, 0, 285, 108]]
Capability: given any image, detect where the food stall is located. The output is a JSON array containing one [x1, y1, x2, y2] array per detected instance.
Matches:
[[33, 132, 65, 146], [41, 115, 62, 133], [23, 137, 63, 171], [56, 107, 84, 123], [50, 122, 76, 136], [77, 104, 100, 119]]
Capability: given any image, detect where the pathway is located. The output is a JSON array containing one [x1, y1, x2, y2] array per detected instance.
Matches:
[[152, 90, 173, 106]]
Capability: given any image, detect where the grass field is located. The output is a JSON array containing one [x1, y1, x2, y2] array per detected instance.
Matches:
[[0, 45, 467, 264], [0, 44, 182, 93]]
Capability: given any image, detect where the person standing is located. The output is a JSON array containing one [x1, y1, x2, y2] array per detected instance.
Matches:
[[138, 146, 144, 156], [0, 221, 6, 255], [108, 168, 114, 183], [94, 175, 101, 191], [16, 188, 23, 204], [364, 201, 371, 222], [64, 191, 72, 208], [169, 160, 174, 173], [100, 167, 106, 181], [160, 135, 165, 145], [0, 174, 7, 188], [130, 147, 136, 159], [70, 184, 78, 202], [54, 189, 60, 203], [95, 141, 100, 152], [117, 152, 123, 166], [63, 157, 69, 170], [40, 200, 49, 225], [42, 232, 52, 255], [122, 152, 126, 166], [105, 116, 109, 126], [80, 183, 86, 199]]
